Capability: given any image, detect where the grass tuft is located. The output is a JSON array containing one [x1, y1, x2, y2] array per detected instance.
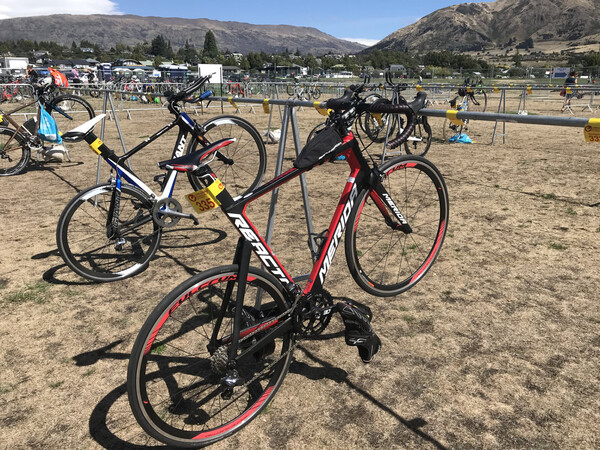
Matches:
[[4, 282, 51, 304]]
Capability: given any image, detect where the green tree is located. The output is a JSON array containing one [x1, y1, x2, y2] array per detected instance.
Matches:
[[203, 30, 220, 59], [151, 35, 169, 57]]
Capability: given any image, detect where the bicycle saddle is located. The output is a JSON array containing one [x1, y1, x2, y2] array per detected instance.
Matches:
[[158, 138, 235, 172], [60, 114, 106, 142]]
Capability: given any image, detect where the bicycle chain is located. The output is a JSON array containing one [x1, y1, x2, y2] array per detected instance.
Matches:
[[233, 294, 302, 389]]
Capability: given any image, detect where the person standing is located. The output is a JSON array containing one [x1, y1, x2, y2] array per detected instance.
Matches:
[[561, 71, 578, 112]]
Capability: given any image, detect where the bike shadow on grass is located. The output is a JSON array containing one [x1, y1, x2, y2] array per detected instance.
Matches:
[[34, 226, 228, 286], [80, 323, 446, 448]]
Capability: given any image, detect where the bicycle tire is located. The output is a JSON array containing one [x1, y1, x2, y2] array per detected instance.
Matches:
[[89, 86, 101, 98], [186, 115, 267, 198], [404, 116, 432, 157], [286, 84, 295, 96], [469, 90, 487, 113], [0, 126, 30, 176], [312, 87, 321, 100], [442, 117, 465, 142], [128, 265, 293, 447], [358, 95, 396, 143], [345, 155, 449, 296], [56, 183, 161, 282], [47, 94, 95, 142]]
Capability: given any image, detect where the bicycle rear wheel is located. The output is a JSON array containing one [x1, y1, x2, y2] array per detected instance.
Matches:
[[128, 265, 293, 448], [56, 183, 161, 282], [345, 155, 449, 296], [404, 116, 432, 156], [47, 94, 95, 142], [0, 126, 30, 176], [186, 115, 267, 198], [468, 90, 487, 113]]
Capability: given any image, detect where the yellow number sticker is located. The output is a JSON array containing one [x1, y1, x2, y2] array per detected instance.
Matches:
[[90, 138, 103, 155], [186, 179, 224, 214]]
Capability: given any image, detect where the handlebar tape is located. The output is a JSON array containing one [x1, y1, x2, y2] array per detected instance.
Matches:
[[325, 90, 427, 149]]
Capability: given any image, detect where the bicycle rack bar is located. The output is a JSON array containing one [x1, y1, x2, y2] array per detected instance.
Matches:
[[421, 108, 595, 127], [95, 90, 133, 186], [262, 104, 317, 261], [254, 103, 318, 308], [491, 88, 507, 145]]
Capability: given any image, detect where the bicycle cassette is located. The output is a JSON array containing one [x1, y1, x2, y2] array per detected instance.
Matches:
[[294, 290, 334, 337], [152, 198, 183, 228]]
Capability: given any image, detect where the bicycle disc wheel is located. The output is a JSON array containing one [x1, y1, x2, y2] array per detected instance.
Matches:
[[186, 115, 267, 198], [0, 126, 30, 176], [404, 116, 432, 157], [56, 183, 161, 282], [128, 265, 293, 448], [47, 94, 95, 142], [345, 155, 449, 296]]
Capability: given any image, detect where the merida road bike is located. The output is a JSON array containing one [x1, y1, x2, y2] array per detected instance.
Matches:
[[125, 85, 449, 447]]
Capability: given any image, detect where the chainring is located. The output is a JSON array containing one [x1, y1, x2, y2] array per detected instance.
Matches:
[[294, 290, 334, 337], [152, 198, 182, 228]]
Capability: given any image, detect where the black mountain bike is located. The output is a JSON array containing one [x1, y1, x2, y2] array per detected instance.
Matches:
[[56, 75, 267, 282], [125, 85, 449, 447]]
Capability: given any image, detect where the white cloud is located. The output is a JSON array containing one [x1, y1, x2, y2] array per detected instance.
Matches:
[[0, 0, 121, 19], [340, 38, 380, 47]]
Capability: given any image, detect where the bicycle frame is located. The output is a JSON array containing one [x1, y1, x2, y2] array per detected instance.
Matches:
[[84, 110, 207, 201], [190, 129, 413, 368], [205, 131, 408, 296], [0, 96, 41, 144]]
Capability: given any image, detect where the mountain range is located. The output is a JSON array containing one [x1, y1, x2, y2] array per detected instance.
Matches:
[[0, 14, 365, 56], [1, 0, 599, 57], [372, 0, 600, 53]]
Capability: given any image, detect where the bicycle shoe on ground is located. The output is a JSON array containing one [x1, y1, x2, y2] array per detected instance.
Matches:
[[336, 300, 381, 363]]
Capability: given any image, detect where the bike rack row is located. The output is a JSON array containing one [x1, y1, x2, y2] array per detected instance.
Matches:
[[92, 89, 600, 284]]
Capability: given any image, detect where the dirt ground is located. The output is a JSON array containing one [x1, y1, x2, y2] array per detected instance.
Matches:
[[1, 88, 599, 449]]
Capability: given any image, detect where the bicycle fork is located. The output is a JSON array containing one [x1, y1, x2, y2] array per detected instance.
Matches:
[[106, 173, 127, 249]]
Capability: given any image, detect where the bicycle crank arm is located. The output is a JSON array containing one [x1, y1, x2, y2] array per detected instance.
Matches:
[[160, 209, 199, 225]]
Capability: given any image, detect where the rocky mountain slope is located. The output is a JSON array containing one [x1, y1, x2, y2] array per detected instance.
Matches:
[[370, 0, 600, 53], [0, 14, 365, 55]]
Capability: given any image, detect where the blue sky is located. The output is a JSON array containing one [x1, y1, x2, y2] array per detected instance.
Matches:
[[0, 0, 490, 45]]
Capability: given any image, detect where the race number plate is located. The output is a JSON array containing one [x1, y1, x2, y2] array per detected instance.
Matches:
[[584, 119, 600, 143], [186, 179, 224, 214]]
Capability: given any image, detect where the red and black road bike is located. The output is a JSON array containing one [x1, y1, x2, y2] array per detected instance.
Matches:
[[126, 85, 449, 448]]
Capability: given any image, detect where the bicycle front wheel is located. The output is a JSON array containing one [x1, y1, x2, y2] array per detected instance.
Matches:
[[0, 126, 30, 176], [47, 94, 95, 142], [345, 155, 449, 296], [128, 265, 293, 448], [186, 115, 267, 198], [56, 183, 161, 282], [404, 116, 432, 157]]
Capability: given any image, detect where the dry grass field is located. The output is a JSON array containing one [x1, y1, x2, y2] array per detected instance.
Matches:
[[1, 88, 599, 449]]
